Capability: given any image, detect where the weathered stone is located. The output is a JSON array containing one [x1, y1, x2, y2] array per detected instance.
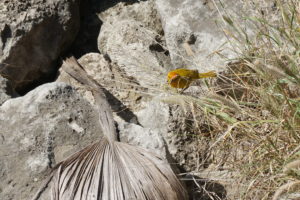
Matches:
[[98, 1, 163, 34], [0, 82, 101, 200], [0, 0, 80, 92], [117, 94, 210, 171], [57, 53, 150, 113], [97, 1, 171, 89], [58, 53, 166, 156], [116, 98, 169, 157], [0, 75, 15, 105], [58, 53, 169, 159], [155, 0, 242, 71]]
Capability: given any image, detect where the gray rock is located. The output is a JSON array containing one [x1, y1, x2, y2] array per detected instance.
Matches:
[[155, 0, 241, 71], [0, 0, 80, 91], [116, 98, 169, 158], [97, 1, 171, 89], [58, 53, 168, 158], [117, 94, 209, 171], [0, 75, 15, 105], [89, 0, 239, 175], [98, 1, 163, 34], [57, 53, 113, 104], [57, 53, 150, 113], [0, 82, 101, 200]]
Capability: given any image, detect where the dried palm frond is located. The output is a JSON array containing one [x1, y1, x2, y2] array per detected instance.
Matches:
[[45, 56, 187, 200]]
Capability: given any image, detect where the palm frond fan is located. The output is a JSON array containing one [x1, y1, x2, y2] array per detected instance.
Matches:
[[33, 56, 187, 200]]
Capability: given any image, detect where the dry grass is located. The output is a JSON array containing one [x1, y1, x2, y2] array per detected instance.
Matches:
[[27, 0, 300, 199], [161, 0, 300, 199], [3, 0, 300, 199]]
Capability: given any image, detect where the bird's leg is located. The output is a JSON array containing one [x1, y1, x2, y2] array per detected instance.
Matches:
[[179, 82, 191, 94], [179, 77, 192, 94], [179, 87, 187, 94]]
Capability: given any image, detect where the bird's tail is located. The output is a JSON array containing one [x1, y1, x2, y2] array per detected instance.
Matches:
[[197, 71, 217, 79]]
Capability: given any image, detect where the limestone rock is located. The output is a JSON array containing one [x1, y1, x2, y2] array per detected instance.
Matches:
[[0, 0, 80, 92], [0, 82, 101, 200], [116, 94, 209, 171], [97, 1, 171, 89], [57, 53, 150, 114], [58, 53, 168, 158], [116, 98, 169, 158], [0, 75, 15, 105], [155, 0, 242, 71], [98, 1, 163, 34]]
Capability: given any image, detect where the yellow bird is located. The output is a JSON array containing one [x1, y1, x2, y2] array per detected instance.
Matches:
[[167, 68, 216, 90]]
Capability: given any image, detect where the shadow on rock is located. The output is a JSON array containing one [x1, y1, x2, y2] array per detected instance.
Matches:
[[184, 174, 227, 200], [103, 87, 140, 126], [71, 0, 145, 57]]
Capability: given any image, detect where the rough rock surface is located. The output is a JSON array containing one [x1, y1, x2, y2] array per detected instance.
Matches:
[[95, 0, 214, 170], [57, 53, 150, 115], [155, 0, 241, 71], [0, 76, 15, 105], [57, 53, 204, 164], [0, 0, 80, 92], [58, 53, 167, 156], [0, 82, 101, 200], [0, 0, 252, 199], [97, 1, 171, 89], [116, 98, 169, 157]]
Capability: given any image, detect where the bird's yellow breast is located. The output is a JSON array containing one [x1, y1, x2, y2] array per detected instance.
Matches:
[[167, 70, 193, 89], [167, 68, 216, 89]]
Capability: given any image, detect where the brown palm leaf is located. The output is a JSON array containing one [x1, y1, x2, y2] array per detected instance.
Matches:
[[47, 56, 187, 200]]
